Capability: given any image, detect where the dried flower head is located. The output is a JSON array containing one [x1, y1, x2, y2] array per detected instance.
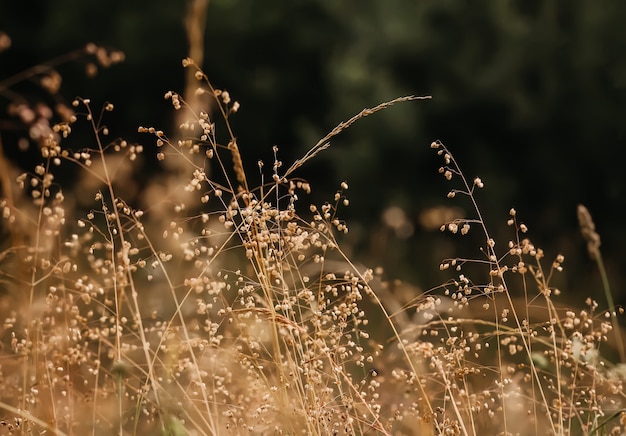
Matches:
[[577, 204, 601, 260]]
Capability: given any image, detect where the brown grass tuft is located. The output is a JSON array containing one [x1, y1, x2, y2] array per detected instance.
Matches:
[[0, 50, 624, 435]]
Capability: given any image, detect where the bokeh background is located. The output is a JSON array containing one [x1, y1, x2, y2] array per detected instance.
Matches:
[[1, 0, 625, 304]]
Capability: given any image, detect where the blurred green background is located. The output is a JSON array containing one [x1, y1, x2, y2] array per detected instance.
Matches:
[[1, 0, 625, 303]]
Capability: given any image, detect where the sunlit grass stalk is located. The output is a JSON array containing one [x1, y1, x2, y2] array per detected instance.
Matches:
[[578, 204, 625, 363]]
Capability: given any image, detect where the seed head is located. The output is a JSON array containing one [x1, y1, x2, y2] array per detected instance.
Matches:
[[577, 204, 601, 260]]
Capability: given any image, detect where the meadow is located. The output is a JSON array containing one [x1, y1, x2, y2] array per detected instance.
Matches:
[[1, 37, 625, 435]]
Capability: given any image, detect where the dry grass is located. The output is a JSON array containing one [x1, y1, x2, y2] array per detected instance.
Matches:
[[0, 46, 625, 436]]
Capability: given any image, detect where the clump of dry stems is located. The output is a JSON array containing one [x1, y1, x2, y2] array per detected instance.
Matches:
[[0, 51, 624, 436]]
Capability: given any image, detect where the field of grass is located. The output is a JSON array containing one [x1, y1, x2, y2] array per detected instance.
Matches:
[[1, 38, 625, 435]]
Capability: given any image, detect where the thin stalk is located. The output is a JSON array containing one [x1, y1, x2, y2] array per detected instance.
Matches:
[[595, 251, 625, 362]]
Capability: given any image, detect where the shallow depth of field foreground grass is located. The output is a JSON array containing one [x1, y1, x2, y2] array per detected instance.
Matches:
[[1, 56, 626, 435]]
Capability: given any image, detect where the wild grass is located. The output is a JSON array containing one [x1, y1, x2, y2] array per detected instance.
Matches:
[[0, 47, 625, 436]]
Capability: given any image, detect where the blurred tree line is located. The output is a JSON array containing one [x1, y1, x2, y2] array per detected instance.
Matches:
[[1, 0, 625, 303]]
